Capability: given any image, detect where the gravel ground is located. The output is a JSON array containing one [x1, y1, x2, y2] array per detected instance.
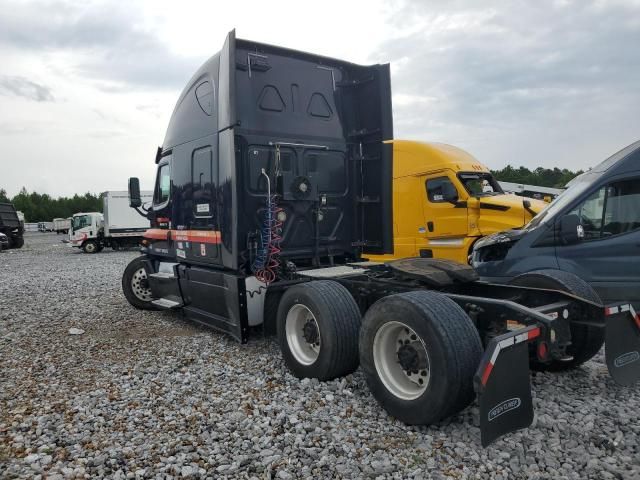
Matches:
[[1, 233, 639, 479]]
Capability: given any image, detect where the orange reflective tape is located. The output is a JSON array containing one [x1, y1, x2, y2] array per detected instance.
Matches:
[[144, 229, 222, 244], [144, 228, 169, 240]]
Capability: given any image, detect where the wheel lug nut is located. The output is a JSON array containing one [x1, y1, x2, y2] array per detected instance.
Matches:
[[420, 370, 427, 377]]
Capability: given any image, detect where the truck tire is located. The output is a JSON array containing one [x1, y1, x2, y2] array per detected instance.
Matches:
[[510, 269, 605, 371], [122, 256, 159, 310], [277, 280, 361, 381], [360, 291, 482, 425], [82, 240, 99, 254], [12, 236, 24, 249]]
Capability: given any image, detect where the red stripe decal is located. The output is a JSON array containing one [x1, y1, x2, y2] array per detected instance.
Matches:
[[481, 362, 494, 387], [635, 314, 640, 330], [144, 228, 169, 240], [144, 229, 221, 244], [174, 230, 221, 244]]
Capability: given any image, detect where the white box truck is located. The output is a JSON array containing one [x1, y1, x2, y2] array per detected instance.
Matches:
[[53, 217, 71, 234], [69, 190, 152, 253], [38, 221, 54, 232]]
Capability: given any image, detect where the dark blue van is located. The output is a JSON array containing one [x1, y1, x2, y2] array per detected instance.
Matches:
[[472, 140, 640, 308]]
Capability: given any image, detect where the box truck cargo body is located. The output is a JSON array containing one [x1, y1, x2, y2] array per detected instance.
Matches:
[[69, 191, 152, 253], [38, 222, 54, 232], [53, 218, 71, 234]]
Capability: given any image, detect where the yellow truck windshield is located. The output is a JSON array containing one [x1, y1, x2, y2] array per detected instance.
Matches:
[[458, 173, 503, 197]]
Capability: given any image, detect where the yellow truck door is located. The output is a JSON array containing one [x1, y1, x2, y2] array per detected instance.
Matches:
[[419, 173, 470, 259]]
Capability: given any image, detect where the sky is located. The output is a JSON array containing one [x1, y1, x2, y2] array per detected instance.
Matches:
[[0, 0, 639, 197]]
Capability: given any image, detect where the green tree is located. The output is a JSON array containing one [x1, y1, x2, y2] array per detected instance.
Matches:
[[491, 166, 582, 188], [0, 187, 103, 222]]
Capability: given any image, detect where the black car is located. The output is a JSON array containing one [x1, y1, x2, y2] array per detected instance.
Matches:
[[472, 140, 640, 308]]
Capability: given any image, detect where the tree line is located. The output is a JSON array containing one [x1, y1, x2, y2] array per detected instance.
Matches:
[[491, 165, 582, 188], [0, 187, 103, 223], [0, 164, 581, 222]]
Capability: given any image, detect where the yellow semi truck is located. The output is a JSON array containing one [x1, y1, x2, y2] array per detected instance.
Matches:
[[368, 140, 546, 263]]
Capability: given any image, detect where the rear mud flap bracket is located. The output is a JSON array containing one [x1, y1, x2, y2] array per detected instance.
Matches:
[[605, 304, 640, 386], [474, 326, 540, 447]]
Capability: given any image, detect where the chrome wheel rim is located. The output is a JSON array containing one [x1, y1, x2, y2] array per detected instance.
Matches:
[[285, 304, 321, 366], [131, 268, 152, 302], [373, 321, 430, 400]]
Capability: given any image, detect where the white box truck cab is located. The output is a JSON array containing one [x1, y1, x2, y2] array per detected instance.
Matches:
[[69, 191, 152, 253]]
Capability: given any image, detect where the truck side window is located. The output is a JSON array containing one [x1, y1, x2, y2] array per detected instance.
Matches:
[[192, 147, 215, 217], [568, 179, 640, 239], [602, 180, 640, 236], [155, 164, 171, 205], [568, 187, 605, 239], [426, 177, 455, 203], [195, 81, 214, 116]]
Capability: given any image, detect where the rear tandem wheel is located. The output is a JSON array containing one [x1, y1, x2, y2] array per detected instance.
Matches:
[[359, 290, 483, 425], [276, 280, 361, 381]]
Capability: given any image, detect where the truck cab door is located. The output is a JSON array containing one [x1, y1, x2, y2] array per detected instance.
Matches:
[[419, 173, 469, 260], [178, 140, 222, 265], [421, 173, 468, 238]]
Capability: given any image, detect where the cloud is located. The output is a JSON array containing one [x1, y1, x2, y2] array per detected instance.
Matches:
[[0, 0, 202, 90], [383, 1, 640, 121], [377, 0, 640, 168], [0, 76, 55, 102]]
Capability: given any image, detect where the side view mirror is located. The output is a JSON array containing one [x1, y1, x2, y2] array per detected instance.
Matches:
[[441, 182, 459, 204], [559, 214, 583, 245], [128, 177, 142, 208]]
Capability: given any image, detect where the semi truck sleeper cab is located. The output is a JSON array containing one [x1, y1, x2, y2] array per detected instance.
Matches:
[[122, 30, 640, 447]]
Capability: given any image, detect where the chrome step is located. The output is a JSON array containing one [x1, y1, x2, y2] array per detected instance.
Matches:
[[152, 298, 183, 309], [149, 271, 177, 280]]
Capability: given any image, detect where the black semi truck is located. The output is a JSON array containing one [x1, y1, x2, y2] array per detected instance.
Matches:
[[122, 31, 639, 446], [0, 202, 25, 249]]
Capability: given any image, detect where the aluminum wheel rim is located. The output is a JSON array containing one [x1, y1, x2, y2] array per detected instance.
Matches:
[[373, 321, 430, 400], [131, 268, 153, 302], [285, 304, 321, 366]]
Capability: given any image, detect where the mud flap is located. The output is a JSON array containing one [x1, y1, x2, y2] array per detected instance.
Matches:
[[474, 326, 540, 447], [605, 304, 640, 386]]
